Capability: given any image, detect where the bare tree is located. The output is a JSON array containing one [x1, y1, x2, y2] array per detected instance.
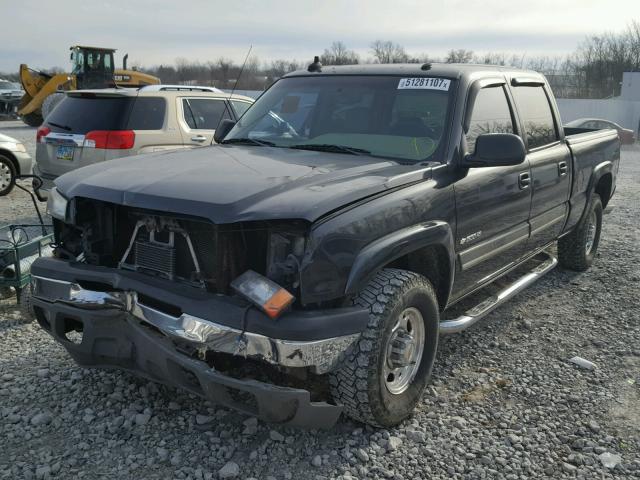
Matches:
[[445, 49, 474, 63], [321, 41, 359, 65], [370, 40, 409, 63]]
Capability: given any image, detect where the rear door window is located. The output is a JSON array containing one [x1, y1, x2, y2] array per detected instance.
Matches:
[[127, 97, 166, 130], [182, 98, 231, 129], [466, 86, 515, 152], [512, 86, 558, 149], [46, 96, 134, 134]]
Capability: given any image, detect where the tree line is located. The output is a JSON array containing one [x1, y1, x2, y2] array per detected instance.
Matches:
[[2, 21, 638, 99]]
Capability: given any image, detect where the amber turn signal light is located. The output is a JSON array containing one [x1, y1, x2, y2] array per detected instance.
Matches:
[[231, 270, 295, 319]]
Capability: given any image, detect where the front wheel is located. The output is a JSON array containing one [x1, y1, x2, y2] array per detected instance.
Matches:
[[558, 194, 603, 271], [18, 283, 36, 323], [329, 269, 439, 427], [0, 155, 16, 196]]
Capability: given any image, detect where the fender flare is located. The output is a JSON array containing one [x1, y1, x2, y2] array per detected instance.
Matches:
[[344, 220, 455, 300], [583, 160, 614, 213]]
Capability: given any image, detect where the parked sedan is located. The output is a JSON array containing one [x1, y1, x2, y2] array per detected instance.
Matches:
[[0, 133, 32, 196], [565, 118, 636, 144]]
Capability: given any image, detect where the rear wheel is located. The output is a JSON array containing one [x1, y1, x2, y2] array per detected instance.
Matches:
[[329, 269, 439, 427], [21, 112, 43, 127], [0, 155, 16, 196], [558, 194, 603, 271]]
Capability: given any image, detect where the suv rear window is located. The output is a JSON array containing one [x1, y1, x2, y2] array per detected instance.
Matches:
[[127, 97, 166, 130], [46, 95, 166, 134]]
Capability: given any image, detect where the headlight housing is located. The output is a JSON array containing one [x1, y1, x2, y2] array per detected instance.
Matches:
[[266, 230, 306, 288], [47, 187, 69, 221], [13, 142, 27, 153]]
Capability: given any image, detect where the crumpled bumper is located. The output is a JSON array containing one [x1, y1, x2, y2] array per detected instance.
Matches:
[[30, 258, 369, 427], [31, 298, 342, 427]]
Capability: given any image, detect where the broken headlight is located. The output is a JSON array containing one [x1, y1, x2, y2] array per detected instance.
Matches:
[[47, 187, 69, 222], [266, 231, 306, 289]]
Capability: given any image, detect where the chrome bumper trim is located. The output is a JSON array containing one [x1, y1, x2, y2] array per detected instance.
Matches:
[[439, 251, 558, 334], [31, 276, 359, 374]]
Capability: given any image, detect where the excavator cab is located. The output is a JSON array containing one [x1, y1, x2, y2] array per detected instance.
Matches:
[[70, 46, 116, 89]]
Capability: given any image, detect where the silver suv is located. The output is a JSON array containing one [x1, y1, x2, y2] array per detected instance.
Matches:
[[34, 86, 254, 197]]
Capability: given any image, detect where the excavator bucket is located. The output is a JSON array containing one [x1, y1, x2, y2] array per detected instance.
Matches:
[[17, 64, 75, 126]]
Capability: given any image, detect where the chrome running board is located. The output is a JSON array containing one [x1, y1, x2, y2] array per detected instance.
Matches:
[[439, 251, 558, 334]]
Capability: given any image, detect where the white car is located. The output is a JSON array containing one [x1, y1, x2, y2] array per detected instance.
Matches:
[[0, 132, 32, 196]]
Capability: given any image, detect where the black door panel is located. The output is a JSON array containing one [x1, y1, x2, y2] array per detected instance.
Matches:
[[527, 144, 571, 249], [452, 164, 531, 300]]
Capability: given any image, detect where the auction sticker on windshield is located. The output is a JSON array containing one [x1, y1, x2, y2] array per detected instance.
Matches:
[[398, 78, 450, 91]]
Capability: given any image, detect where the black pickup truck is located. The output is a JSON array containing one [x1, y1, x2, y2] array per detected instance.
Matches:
[[30, 62, 620, 428]]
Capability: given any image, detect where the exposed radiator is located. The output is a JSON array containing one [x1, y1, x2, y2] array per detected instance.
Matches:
[[134, 239, 176, 280]]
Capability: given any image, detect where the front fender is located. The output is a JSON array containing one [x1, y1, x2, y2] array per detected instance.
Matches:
[[345, 221, 455, 297]]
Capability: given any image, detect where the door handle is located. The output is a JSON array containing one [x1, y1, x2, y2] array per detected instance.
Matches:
[[558, 161, 568, 176], [518, 172, 531, 190], [191, 135, 207, 143]]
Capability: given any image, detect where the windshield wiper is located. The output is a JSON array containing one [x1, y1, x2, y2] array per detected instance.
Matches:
[[288, 144, 371, 156], [48, 122, 72, 131], [222, 138, 276, 147]]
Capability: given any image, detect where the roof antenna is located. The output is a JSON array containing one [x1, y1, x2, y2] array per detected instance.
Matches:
[[307, 56, 322, 73], [229, 45, 253, 99], [215, 45, 253, 131]]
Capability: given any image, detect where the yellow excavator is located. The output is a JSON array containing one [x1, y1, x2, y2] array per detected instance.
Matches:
[[18, 45, 160, 126]]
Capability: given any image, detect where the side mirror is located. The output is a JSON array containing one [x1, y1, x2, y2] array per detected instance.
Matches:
[[213, 119, 236, 144], [463, 133, 526, 168]]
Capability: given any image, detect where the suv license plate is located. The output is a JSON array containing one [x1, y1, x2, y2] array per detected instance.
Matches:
[[56, 145, 74, 161]]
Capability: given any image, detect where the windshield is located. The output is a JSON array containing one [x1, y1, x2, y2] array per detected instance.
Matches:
[[225, 75, 453, 162]]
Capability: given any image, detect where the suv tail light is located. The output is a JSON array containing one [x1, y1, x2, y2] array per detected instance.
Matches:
[[83, 130, 135, 149], [36, 126, 51, 144]]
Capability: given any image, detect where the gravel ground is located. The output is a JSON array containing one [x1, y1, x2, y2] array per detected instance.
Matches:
[[1, 120, 638, 479]]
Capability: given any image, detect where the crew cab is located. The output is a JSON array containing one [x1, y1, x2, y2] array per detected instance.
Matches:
[[29, 63, 619, 428], [33, 85, 254, 198]]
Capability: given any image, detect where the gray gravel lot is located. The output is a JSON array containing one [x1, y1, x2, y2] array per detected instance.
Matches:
[[1, 120, 638, 479]]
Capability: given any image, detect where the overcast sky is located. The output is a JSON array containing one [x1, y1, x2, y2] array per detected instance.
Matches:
[[1, 0, 637, 72]]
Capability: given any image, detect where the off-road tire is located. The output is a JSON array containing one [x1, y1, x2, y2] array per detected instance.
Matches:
[[21, 112, 43, 127], [0, 154, 16, 196], [558, 194, 603, 271], [329, 269, 439, 427], [18, 284, 36, 323], [41, 93, 65, 120]]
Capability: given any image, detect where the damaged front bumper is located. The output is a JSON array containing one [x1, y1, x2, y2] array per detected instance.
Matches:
[[30, 258, 369, 427]]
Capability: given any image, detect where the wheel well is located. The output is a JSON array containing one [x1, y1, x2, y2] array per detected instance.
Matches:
[[595, 173, 613, 208], [0, 149, 20, 175], [385, 244, 451, 310]]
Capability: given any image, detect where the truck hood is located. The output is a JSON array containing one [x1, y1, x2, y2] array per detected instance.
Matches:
[[55, 145, 434, 223]]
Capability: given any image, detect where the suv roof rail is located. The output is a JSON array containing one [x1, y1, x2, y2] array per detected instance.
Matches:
[[140, 84, 223, 93]]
